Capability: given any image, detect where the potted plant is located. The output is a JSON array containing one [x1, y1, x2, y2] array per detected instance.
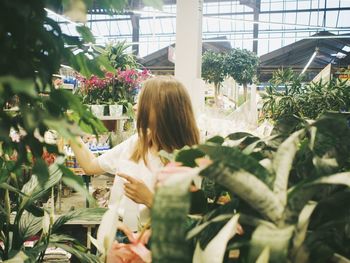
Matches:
[[118, 69, 149, 101], [104, 71, 124, 118], [78, 69, 151, 118], [78, 75, 111, 117], [90, 42, 151, 119], [224, 48, 259, 102], [262, 68, 350, 121], [151, 112, 350, 263], [201, 51, 226, 105]]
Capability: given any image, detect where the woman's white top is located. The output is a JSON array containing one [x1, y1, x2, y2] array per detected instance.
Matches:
[[97, 134, 164, 231]]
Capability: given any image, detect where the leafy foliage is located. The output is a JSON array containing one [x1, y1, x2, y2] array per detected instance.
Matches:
[[0, 0, 161, 261], [224, 48, 259, 101], [262, 68, 350, 121], [0, 159, 106, 262], [152, 112, 350, 263], [103, 41, 139, 70], [201, 51, 226, 100], [152, 172, 197, 263], [224, 49, 259, 86], [201, 49, 259, 103]]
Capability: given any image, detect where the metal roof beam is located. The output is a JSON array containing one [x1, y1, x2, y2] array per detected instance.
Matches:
[[319, 42, 350, 56], [260, 40, 317, 64]]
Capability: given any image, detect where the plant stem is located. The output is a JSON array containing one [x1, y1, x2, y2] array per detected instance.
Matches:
[[136, 219, 151, 243], [4, 189, 10, 259]]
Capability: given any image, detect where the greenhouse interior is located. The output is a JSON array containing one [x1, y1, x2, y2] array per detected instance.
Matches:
[[1, 0, 350, 262]]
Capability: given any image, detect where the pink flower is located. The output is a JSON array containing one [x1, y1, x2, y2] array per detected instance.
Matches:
[[155, 162, 196, 188], [116, 69, 151, 90], [106, 224, 152, 263], [105, 71, 115, 79]]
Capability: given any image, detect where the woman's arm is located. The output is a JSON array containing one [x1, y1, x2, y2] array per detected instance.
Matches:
[[70, 137, 105, 175]]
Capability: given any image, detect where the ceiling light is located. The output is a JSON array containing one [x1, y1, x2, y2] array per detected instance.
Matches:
[[335, 52, 347, 59], [342, 45, 350, 52], [301, 49, 318, 75]]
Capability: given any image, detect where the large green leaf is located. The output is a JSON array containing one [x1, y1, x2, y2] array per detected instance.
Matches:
[[226, 132, 253, 140], [311, 113, 350, 167], [3, 251, 29, 263], [256, 247, 270, 263], [193, 202, 238, 249], [20, 159, 64, 210], [24, 204, 45, 217], [313, 156, 339, 175], [95, 54, 115, 73], [175, 148, 205, 167], [192, 214, 240, 263], [249, 224, 294, 263], [59, 164, 96, 205], [308, 172, 350, 187], [0, 183, 26, 197], [51, 208, 106, 233], [239, 214, 277, 229], [43, 118, 84, 140], [226, 132, 260, 150], [331, 253, 350, 263], [201, 163, 283, 223], [23, 243, 48, 262], [287, 172, 350, 223], [32, 159, 49, 188], [18, 212, 43, 241], [242, 139, 265, 155], [0, 203, 6, 215], [152, 169, 199, 263], [76, 26, 95, 43], [206, 136, 225, 145], [49, 241, 100, 263], [186, 214, 233, 240], [68, 108, 107, 135], [0, 76, 38, 98], [198, 144, 273, 188], [67, 51, 104, 78], [290, 201, 317, 259], [96, 205, 120, 257], [273, 129, 305, 206]]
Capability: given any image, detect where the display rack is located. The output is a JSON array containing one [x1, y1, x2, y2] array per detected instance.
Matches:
[[99, 115, 130, 132]]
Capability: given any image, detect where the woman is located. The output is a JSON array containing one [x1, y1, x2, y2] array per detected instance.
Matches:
[[71, 76, 200, 212]]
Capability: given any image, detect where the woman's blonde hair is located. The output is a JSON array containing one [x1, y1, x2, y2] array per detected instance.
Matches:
[[130, 76, 200, 164]]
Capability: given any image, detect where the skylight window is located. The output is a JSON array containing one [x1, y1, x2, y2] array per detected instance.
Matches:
[[342, 45, 350, 52]]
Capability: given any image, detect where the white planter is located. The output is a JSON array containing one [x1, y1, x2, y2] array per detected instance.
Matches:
[[109, 104, 123, 117], [90, 104, 105, 117]]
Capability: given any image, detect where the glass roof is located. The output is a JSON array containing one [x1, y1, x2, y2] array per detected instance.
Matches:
[[48, 0, 350, 57]]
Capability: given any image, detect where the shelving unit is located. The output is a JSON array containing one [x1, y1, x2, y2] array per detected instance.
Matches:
[[98, 115, 130, 132]]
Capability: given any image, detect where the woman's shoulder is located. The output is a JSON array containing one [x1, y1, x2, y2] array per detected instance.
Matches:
[[117, 133, 138, 149], [104, 133, 138, 156], [125, 133, 139, 144]]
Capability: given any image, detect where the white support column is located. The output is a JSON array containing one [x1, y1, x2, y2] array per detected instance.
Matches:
[[234, 81, 239, 109], [175, 0, 204, 115]]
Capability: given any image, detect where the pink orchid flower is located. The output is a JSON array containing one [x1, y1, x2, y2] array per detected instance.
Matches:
[[155, 162, 201, 190], [106, 224, 152, 263]]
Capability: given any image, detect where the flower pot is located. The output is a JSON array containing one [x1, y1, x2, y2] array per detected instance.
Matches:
[[109, 104, 123, 117], [90, 104, 105, 117]]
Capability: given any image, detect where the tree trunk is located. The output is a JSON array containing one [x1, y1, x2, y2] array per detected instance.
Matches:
[[243, 83, 248, 102], [214, 82, 220, 106]]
